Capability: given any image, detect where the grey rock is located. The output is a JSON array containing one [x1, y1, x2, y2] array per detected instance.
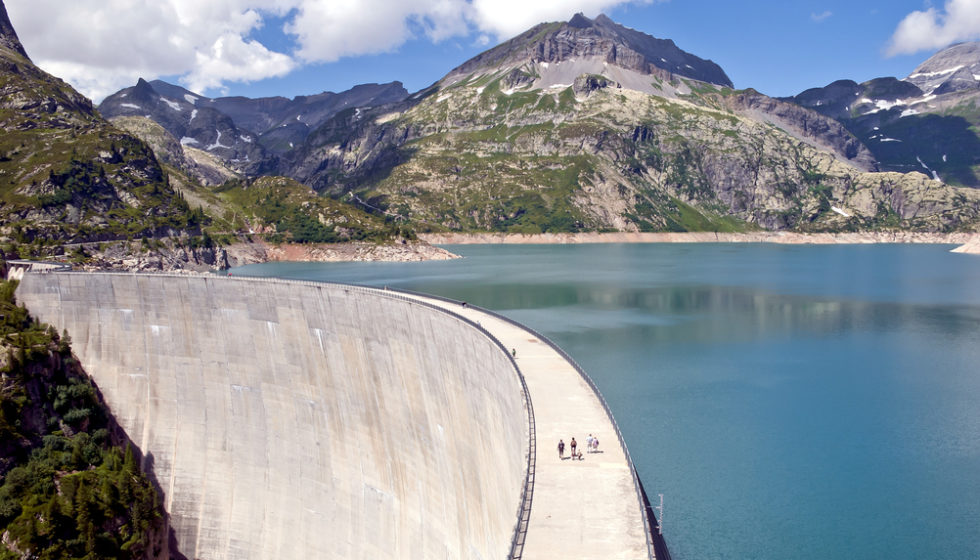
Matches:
[[0, 0, 27, 59], [906, 41, 980, 93], [444, 13, 732, 88]]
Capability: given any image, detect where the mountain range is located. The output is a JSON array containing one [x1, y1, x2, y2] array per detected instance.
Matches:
[[96, 13, 980, 235], [786, 42, 980, 188], [3, 5, 980, 261], [0, 0, 411, 270]]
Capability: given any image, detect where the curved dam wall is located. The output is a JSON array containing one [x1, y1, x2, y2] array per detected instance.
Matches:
[[17, 272, 527, 560]]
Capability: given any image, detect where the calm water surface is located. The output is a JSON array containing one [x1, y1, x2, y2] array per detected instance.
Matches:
[[232, 243, 980, 560]]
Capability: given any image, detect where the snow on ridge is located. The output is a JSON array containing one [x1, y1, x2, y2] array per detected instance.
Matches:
[[831, 206, 851, 217], [879, 137, 901, 142], [161, 98, 181, 112], [120, 103, 141, 110], [240, 135, 252, 143], [861, 93, 937, 115], [190, 109, 198, 121], [908, 66, 963, 79], [901, 108, 920, 117], [184, 94, 199, 104], [180, 137, 199, 146]]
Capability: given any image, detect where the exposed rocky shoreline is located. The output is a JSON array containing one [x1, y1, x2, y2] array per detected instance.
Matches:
[[48, 231, 980, 274], [420, 231, 980, 253], [71, 238, 459, 273]]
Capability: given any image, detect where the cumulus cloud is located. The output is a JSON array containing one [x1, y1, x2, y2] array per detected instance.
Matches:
[[887, 0, 980, 56], [6, 0, 651, 102], [7, 0, 297, 101], [285, 0, 471, 63]]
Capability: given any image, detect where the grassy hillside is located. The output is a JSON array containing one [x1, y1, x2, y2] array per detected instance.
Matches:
[[297, 74, 980, 234], [0, 38, 202, 260]]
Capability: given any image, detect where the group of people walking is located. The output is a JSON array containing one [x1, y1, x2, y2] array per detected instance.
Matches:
[[557, 434, 599, 460]]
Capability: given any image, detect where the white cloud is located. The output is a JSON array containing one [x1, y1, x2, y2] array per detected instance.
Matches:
[[469, 0, 653, 39], [810, 11, 832, 23], [6, 0, 297, 101], [887, 0, 980, 56], [285, 0, 471, 64], [6, 0, 651, 102]]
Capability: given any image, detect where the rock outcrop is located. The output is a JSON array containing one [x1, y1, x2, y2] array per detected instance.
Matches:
[[0, 0, 198, 247], [906, 42, 980, 94], [785, 42, 980, 188], [0, 0, 26, 59], [443, 13, 732, 88]]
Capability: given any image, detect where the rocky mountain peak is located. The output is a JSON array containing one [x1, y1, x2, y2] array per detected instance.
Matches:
[[442, 12, 732, 89], [0, 0, 28, 59], [906, 41, 980, 93], [567, 12, 593, 28]]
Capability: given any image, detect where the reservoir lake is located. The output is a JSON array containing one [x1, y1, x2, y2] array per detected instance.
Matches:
[[232, 243, 980, 560]]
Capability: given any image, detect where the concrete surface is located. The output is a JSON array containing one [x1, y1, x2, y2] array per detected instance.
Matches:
[[403, 294, 651, 559], [17, 273, 527, 560]]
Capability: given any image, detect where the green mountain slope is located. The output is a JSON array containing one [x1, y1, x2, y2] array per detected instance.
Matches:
[[0, 10, 200, 257], [287, 16, 980, 234]]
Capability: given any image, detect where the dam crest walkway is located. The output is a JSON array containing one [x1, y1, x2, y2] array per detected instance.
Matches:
[[398, 290, 655, 559]]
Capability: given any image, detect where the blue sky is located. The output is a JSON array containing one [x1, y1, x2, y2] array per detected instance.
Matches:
[[8, 1, 980, 102]]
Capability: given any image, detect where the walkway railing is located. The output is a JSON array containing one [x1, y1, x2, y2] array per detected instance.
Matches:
[[26, 270, 538, 559], [393, 287, 670, 560]]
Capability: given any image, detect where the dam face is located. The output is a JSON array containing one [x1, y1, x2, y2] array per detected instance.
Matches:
[[17, 273, 527, 559]]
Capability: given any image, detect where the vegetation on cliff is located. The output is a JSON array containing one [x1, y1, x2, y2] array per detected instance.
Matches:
[[211, 176, 415, 244], [0, 277, 164, 559], [292, 77, 980, 234]]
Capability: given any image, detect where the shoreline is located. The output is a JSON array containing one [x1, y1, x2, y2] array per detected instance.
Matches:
[[222, 239, 460, 268], [420, 231, 980, 253]]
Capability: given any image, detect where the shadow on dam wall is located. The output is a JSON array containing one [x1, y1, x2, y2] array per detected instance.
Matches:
[[17, 272, 528, 559]]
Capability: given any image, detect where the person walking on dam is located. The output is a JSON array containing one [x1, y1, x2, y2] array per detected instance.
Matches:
[[586, 434, 594, 453], [570, 437, 577, 457], [558, 439, 565, 459]]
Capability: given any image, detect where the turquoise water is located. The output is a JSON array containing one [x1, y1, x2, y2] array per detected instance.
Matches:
[[232, 243, 980, 560]]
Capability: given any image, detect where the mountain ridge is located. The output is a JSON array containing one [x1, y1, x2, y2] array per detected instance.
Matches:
[[0, 0, 27, 59], [81, 13, 980, 235], [784, 41, 980, 188], [442, 13, 732, 89]]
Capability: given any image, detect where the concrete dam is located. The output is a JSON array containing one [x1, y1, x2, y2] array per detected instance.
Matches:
[[17, 272, 663, 559]]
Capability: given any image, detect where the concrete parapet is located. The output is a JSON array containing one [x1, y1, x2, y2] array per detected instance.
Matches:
[[17, 273, 527, 559]]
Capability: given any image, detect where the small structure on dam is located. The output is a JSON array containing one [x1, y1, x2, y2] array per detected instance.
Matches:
[[17, 271, 666, 559]]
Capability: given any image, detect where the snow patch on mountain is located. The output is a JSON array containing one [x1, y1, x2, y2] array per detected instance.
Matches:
[[207, 131, 231, 151]]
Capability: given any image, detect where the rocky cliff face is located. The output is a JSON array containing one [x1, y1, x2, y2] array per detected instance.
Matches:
[[99, 79, 408, 175], [785, 43, 980, 188], [444, 13, 732, 88], [0, 0, 26, 59], [99, 79, 272, 176], [91, 13, 980, 234], [0, 2, 198, 250], [287, 71, 980, 234], [279, 13, 980, 235], [906, 42, 980, 93]]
